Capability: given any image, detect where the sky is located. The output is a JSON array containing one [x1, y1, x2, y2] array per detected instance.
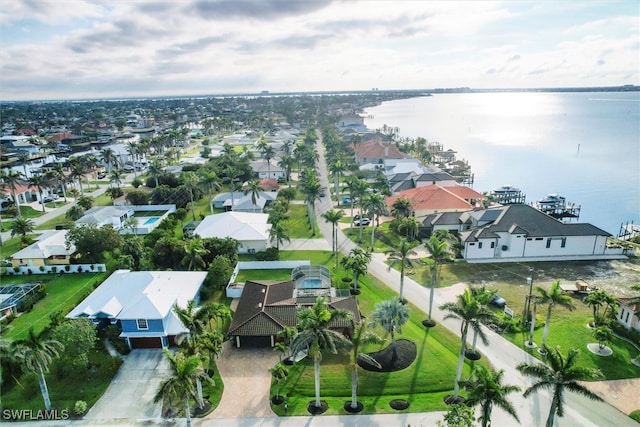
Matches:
[[1, 0, 638, 101]]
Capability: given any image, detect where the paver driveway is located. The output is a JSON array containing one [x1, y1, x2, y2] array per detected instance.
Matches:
[[208, 341, 279, 418], [85, 349, 169, 420]]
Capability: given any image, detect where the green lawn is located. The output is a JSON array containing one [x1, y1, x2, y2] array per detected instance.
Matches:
[[235, 269, 292, 282], [3, 273, 108, 341], [1, 235, 38, 258], [287, 204, 320, 238], [269, 250, 486, 415]]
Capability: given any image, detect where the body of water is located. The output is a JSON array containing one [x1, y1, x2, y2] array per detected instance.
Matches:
[[364, 91, 640, 236]]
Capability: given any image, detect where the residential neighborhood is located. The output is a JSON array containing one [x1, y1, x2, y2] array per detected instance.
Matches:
[[1, 94, 638, 427]]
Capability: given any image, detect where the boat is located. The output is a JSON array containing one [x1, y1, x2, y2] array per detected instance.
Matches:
[[537, 193, 565, 207], [490, 185, 526, 205]]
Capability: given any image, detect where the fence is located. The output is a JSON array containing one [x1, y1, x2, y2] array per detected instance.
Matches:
[[4, 264, 107, 276], [226, 260, 310, 298]]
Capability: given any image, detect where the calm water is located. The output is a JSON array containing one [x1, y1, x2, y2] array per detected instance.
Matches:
[[364, 92, 640, 235]]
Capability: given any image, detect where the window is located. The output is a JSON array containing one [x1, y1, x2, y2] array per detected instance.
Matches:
[[535, 237, 543, 241], [469, 243, 475, 246], [137, 319, 148, 330], [625, 312, 630, 323], [478, 242, 483, 249], [561, 238, 566, 248], [546, 238, 551, 248], [490, 242, 495, 249]]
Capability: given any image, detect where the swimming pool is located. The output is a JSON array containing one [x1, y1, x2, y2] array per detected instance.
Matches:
[[298, 278, 324, 289], [144, 217, 160, 225]]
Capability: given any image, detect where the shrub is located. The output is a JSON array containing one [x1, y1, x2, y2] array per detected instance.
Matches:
[[74, 400, 87, 416], [630, 410, 640, 422], [255, 247, 279, 261], [131, 177, 143, 188], [65, 265, 71, 272]]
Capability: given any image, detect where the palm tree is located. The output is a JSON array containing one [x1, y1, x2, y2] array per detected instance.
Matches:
[[440, 289, 495, 401], [68, 160, 86, 195], [290, 297, 353, 409], [398, 216, 422, 241], [243, 179, 263, 210], [27, 174, 48, 213], [262, 145, 276, 178], [52, 163, 68, 203], [362, 192, 387, 246], [299, 169, 322, 236], [348, 322, 384, 410], [269, 362, 289, 403], [385, 238, 417, 301], [468, 286, 497, 356], [328, 158, 347, 199], [269, 220, 291, 249], [181, 239, 207, 271], [278, 156, 294, 185], [369, 297, 410, 359], [390, 197, 412, 219], [594, 325, 613, 350], [17, 152, 30, 178], [100, 147, 118, 173], [198, 170, 221, 214], [11, 216, 35, 243], [537, 280, 576, 349], [148, 159, 164, 188], [174, 299, 211, 339], [459, 365, 520, 427], [342, 176, 364, 225], [424, 235, 453, 327], [18, 328, 64, 411], [322, 209, 344, 267], [181, 172, 199, 221], [517, 346, 603, 427], [1, 170, 23, 217], [341, 247, 371, 290], [224, 167, 242, 210], [154, 350, 213, 427]]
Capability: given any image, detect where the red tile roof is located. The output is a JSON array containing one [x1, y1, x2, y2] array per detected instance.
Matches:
[[386, 185, 475, 212], [47, 133, 76, 143], [354, 138, 406, 160]]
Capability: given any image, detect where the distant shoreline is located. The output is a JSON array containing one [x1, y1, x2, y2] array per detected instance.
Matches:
[[1, 85, 638, 104]]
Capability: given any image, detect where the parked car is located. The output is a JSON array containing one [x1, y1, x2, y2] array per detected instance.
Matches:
[[97, 171, 106, 179], [122, 164, 135, 172], [490, 294, 507, 307], [40, 194, 58, 204], [353, 218, 370, 226]]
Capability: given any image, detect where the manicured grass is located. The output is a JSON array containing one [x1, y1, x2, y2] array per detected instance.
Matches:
[[287, 204, 321, 238], [1, 235, 38, 258], [3, 272, 108, 341], [1, 343, 123, 415], [35, 215, 74, 231], [270, 250, 487, 415]]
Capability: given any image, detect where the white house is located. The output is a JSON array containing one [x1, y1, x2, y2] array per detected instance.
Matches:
[[616, 298, 640, 332], [213, 191, 277, 213], [75, 205, 175, 234], [67, 270, 207, 349], [459, 204, 625, 263], [250, 160, 285, 180], [193, 212, 271, 254], [11, 230, 76, 268]]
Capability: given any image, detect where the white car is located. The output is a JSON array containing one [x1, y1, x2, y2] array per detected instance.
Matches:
[[353, 218, 370, 226]]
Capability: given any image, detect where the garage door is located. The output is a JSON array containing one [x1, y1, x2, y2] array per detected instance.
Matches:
[[240, 336, 272, 348], [130, 337, 162, 349]]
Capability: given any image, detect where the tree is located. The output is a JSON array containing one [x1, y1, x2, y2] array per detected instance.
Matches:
[[66, 224, 122, 263], [65, 205, 85, 221], [299, 168, 322, 236], [458, 365, 521, 427], [436, 403, 476, 427], [342, 176, 364, 225], [147, 159, 164, 188], [10, 217, 35, 243], [340, 247, 371, 290], [328, 158, 347, 199], [198, 170, 221, 214], [154, 350, 213, 427], [77, 195, 94, 210], [276, 326, 298, 360], [269, 220, 290, 250], [181, 172, 200, 221], [369, 297, 409, 360], [125, 190, 150, 205], [398, 216, 422, 241], [243, 179, 263, 208], [109, 169, 124, 189], [100, 147, 118, 173], [536, 280, 576, 349], [440, 289, 495, 401], [361, 192, 387, 246], [385, 238, 417, 301], [290, 297, 353, 409], [1, 170, 23, 217], [181, 239, 208, 271], [584, 290, 608, 328], [517, 346, 603, 427], [51, 319, 97, 376], [348, 322, 384, 410], [17, 328, 64, 411], [205, 255, 234, 290], [28, 174, 48, 213], [594, 325, 613, 350], [269, 362, 289, 403], [322, 209, 344, 267], [390, 197, 412, 219], [424, 235, 453, 326]]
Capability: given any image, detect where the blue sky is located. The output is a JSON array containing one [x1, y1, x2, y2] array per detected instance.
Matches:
[[1, 0, 638, 101]]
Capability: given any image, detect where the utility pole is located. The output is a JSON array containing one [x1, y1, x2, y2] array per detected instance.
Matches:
[[524, 276, 533, 327]]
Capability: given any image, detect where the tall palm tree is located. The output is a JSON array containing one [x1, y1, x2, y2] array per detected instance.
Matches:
[[68, 160, 86, 195], [148, 159, 164, 188], [224, 167, 242, 210], [517, 346, 603, 427], [17, 152, 30, 178], [398, 216, 422, 241], [100, 147, 118, 173], [109, 169, 123, 189], [369, 297, 410, 359], [28, 174, 47, 213], [290, 297, 353, 409], [269, 362, 289, 402], [459, 365, 520, 427], [18, 328, 64, 411], [342, 176, 364, 225], [52, 163, 68, 202], [390, 197, 412, 219], [348, 322, 384, 410], [243, 179, 263, 210], [468, 286, 497, 356], [424, 235, 453, 327], [536, 280, 576, 349], [385, 238, 417, 301], [322, 209, 344, 267], [262, 145, 276, 178], [340, 247, 371, 290], [269, 220, 291, 249], [362, 192, 387, 246], [174, 299, 211, 339], [299, 169, 322, 236], [198, 170, 221, 214], [440, 289, 494, 401], [181, 172, 199, 221], [181, 239, 207, 271], [1, 170, 24, 217], [328, 158, 347, 199], [154, 350, 213, 427]]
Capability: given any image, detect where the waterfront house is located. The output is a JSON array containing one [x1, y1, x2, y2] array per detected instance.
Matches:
[[459, 204, 623, 263], [386, 184, 481, 219], [193, 211, 271, 254], [353, 137, 408, 165], [67, 270, 207, 349]]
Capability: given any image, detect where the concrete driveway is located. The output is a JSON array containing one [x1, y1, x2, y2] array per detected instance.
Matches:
[[85, 349, 169, 421]]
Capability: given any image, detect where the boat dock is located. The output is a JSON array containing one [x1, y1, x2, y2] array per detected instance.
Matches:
[[532, 194, 581, 222]]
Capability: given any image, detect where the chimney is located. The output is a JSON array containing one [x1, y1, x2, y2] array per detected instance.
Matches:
[[384, 145, 389, 157]]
